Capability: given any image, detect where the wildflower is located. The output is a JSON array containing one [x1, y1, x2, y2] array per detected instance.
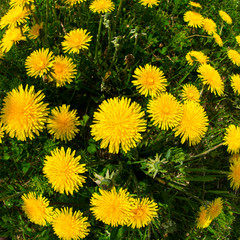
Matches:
[[90, 0, 115, 13], [64, 0, 87, 6], [21, 192, 53, 226], [189, 1, 202, 8], [25, 48, 54, 78], [219, 10, 232, 24], [128, 198, 158, 228], [147, 93, 183, 130], [52, 207, 90, 239], [229, 154, 240, 163], [223, 125, 240, 154], [10, 0, 34, 7], [47, 104, 80, 141], [207, 198, 223, 220], [0, 122, 5, 143], [91, 97, 146, 154], [197, 64, 224, 96], [196, 206, 212, 228], [1, 84, 48, 141], [174, 101, 209, 146], [228, 158, 240, 190], [202, 18, 217, 35], [90, 187, 133, 226], [227, 49, 240, 66], [28, 23, 43, 39], [138, 0, 159, 8], [181, 84, 200, 102], [231, 74, 240, 95], [236, 35, 240, 46], [186, 51, 208, 65], [213, 33, 223, 47], [62, 29, 92, 54], [183, 11, 204, 28], [132, 64, 167, 97], [43, 147, 87, 195]]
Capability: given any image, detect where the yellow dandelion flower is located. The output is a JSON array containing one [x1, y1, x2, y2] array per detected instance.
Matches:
[[228, 49, 240, 66], [28, 22, 43, 39], [43, 147, 87, 195], [25, 48, 54, 78], [196, 206, 212, 228], [128, 198, 158, 228], [231, 74, 240, 95], [0, 6, 29, 29], [223, 125, 240, 154], [90, 187, 134, 227], [138, 0, 159, 8], [91, 97, 147, 154], [202, 18, 217, 35], [10, 0, 34, 7], [132, 64, 167, 97], [21, 192, 53, 226], [0, 122, 5, 143], [182, 84, 200, 102], [207, 198, 223, 220], [147, 93, 183, 131], [90, 0, 115, 13], [1, 84, 48, 141], [50, 56, 77, 87], [64, 0, 87, 6], [183, 11, 204, 28], [186, 51, 209, 65], [174, 101, 209, 146], [62, 29, 92, 54], [213, 33, 223, 47], [236, 35, 240, 46], [228, 158, 240, 190], [189, 1, 202, 8], [219, 10, 232, 24], [47, 104, 80, 141], [230, 154, 240, 163], [52, 207, 90, 240], [197, 64, 224, 96]]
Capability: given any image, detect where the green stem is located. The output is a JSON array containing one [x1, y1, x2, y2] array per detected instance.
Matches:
[[94, 15, 103, 60], [190, 143, 223, 159]]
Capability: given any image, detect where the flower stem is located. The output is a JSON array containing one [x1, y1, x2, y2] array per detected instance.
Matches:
[[94, 15, 103, 61]]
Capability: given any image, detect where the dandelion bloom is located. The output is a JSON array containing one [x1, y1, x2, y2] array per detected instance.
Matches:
[[202, 18, 217, 35], [52, 207, 90, 240], [128, 198, 158, 228], [91, 97, 146, 154], [228, 158, 240, 190], [186, 51, 208, 65], [207, 198, 223, 220], [64, 0, 87, 6], [22, 192, 53, 226], [90, 188, 134, 226], [223, 125, 240, 154], [25, 48, 54, 78], [47, 104, 80, 141], [229, 154, 240, 163], [147, 93, 183, 130], [90, 0, 115, 13], [43, 147, 87, 195], [183, 11, 204, 28], [1, 85, 48, 141], [236, 35, 240, 46], [231, 74, 240, 95], [219, 10, 232, 24], [182, 84, 200, 102], [196, 206, 212, 228], [132, 64, 167, 97], [28, 23, 43, 39], [138, 0, 159, 8], [10, 0, 34, 7], [51, 56, 77, 87], [227, 49, 240, 66], [213, 33, 223, 47], [197, 64, 224, 96], [0, 122, 5, 143], [189, 1, 202, 8], [62, 29, 92, 54], [174, 101, 209, 146]]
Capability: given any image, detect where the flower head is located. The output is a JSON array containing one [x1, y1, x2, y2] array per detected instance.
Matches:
[[227, 49, 240, 66], [138, 0, 159, 8], [1, 84, 48, 141], [202, 18, 217, 35], [213, 33, 223, 47], [132, 64, 167, 97], [90, 0, 115, 13], [25, 48, 54, 78], [52, 207, 90, 240], [236, 35, 240, 46], [189, 1, 202, 8], [181, 84, 200, 102], [183, 11, 204, 28], [62, 29, 92, 54], [207, 198, 223, 220], [10, 0, 34, 7], [43, 147, 87, 195], [90, 187, 134, 226], [197, 64, 224, 96], [47, 104, 80, 141], [64, 0, 87, 6], [128, 198, 158, 228], [219, 10, 232, 24], [91, 97, 146, 154], [196, 206, 212, 228], [147, 93, 183, 130], [228, 158, 240, 190], [28, 23, 43, 39], [231, 74, 240, 95], [174, 101, 209, 146], [223, 125, 240, 154], [21, 192, 53, 226], [186, 51, 209, 65], [229, 154, 240, 163]]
